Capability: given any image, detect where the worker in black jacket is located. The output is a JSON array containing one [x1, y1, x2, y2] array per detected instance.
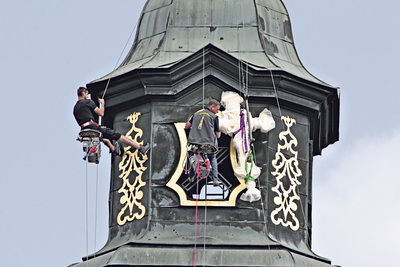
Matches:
[[73, 87, 150, 156]]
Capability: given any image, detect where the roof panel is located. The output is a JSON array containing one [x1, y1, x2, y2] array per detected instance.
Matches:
[[257, 5, 292, 42], [211, 0, 257, 26], [169, 0, 212, 26], [143, 0, 172, 12], [91, 0, 333, 88], [138, 5, 170, 40], [122, 33, 165, 65], [255, 0, 288, 14]]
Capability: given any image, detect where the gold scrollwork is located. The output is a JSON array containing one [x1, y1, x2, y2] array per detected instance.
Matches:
[[117, 112, 148, 226], [270, 116, 302, 231]]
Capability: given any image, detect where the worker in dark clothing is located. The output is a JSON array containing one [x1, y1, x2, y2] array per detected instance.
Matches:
[[73, 87, 150, 156], [185, 99, 221, 186]]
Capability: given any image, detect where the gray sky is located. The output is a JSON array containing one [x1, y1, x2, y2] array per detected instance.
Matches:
[[1, 1, 398, 266]]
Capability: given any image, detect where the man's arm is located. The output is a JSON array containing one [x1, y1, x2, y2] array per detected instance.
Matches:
[[185, 115, 194, 129], [94, 99, 105, 117], [215, 117, 221, 138]]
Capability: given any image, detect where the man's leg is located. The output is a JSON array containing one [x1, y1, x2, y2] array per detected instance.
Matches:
[[188, 151, 197, 181], [119, 135, 140, 149], [103, 138, 123, 156], [208, 153, 219, 185], [97, 126, 149, 155], [119, 135, 150, 155], [102, 138, 114, 150]]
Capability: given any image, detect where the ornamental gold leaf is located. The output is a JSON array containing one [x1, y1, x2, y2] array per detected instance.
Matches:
[[270, 116, 302, 231], [117, 112, 148, 226]]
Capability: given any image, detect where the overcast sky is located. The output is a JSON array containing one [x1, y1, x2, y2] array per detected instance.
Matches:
[[1, 1, 399, 267]]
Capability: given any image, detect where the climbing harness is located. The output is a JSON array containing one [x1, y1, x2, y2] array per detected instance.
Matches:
[[195, 152, 211, 179], [186, 144, 214, 181], [77, 129, 103, 164]]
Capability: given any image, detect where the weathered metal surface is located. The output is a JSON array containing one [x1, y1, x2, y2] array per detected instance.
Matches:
[[74, 1, 340, 266], [93, 0, 334, 88], [82, 45, 338, 264], [70, 246, 333, 267]]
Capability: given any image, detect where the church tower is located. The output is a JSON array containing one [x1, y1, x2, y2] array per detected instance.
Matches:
[[70, 0, 339, 266]]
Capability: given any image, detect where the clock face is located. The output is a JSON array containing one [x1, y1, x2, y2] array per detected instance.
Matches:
[[166, 123, 246, 206]]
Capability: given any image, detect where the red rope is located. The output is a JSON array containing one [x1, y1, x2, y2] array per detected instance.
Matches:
[[194, 173, 199, 266], [193, 152, 210, 266]]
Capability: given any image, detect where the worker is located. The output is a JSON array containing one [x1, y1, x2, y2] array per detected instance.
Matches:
[[185, 99, 221, 186], [73, 87, 150, 156]]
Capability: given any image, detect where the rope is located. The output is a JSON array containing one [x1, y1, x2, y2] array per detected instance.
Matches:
[[270, 69, 285, 130], [85, 152, 89, 267], [196, 41, 206, 267], [202, 175, 208, 267], [238, 4, 275, 263], [191, 151, 211, 267], [267, 68, 314, 261], [193, 174, 200, 267], [233, 2, 273, 265], [81, 13, 142, 265], [295, 178, 313, 253], [93, 164, 99, 256], [202, 46, 205, 109], [100, 16, 141, 101]]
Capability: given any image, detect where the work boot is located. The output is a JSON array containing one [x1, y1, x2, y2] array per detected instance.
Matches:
[[213, 179, 219, 187], [111, 141, 122, 156], [139, 143, 150, 155], [189, 174, 195, 183]]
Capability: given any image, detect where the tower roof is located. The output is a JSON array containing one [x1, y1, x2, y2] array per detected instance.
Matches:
[[92, 0, 333, 87]]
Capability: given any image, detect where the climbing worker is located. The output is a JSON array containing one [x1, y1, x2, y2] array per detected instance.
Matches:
[[185, 99, 221, 186], [73, 87, 150, 156]]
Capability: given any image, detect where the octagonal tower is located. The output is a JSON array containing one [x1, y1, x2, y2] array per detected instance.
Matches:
[[70, 0, 339, 266]]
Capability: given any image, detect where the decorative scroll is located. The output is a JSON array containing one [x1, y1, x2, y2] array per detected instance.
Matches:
[[270, 116, 302, 231], [117, 112, 148, 226]]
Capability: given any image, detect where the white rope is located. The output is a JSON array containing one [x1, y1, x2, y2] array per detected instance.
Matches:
[[269, 69, 315, 260], [85, 157, 89, 267], [270, 69, 285, 130], [201, 13, 208, 261], [235, 2, 274, 265], [202, 46, 205, 109], [100, 16, 141, 100], [81, 10, 141, 266], [93, 164, 99, 256], [202, 177, 208, 267], [270, 73, 312, 248]]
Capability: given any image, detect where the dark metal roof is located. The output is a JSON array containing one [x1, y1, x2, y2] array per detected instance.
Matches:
[[69, 245, 333, 267], [92, 0, 335, 89]]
